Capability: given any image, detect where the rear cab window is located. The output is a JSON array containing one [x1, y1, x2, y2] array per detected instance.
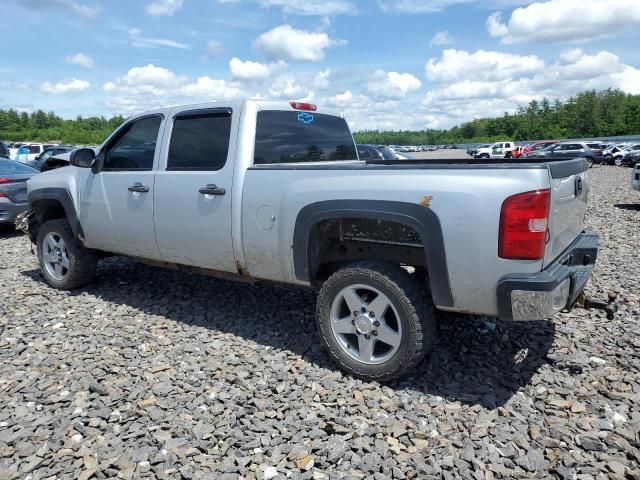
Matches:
[[253, 110, 357, 165]]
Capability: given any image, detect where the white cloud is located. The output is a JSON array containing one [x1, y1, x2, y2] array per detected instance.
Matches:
[[42, 79, 90, 94], [313, 69, 331, 90], [21, 0, 100, 18], [422, 48, 640, 128], [128, 29, 190, 49], [378, 0, 472, 13], [367, 70, 422, 99], [229, 58, 285, 80], [425, 49, 545, 82], [488, 0, 640, 44], [254, 24, 346, 62], [429, 31, 453, 47], [181, 77, 243, 98], [258, 0, 356, 15], [65, 53, 95, 68], [267, 77, 312, 100], [102, 64, 244, 113], [146, 0, 184, 16]]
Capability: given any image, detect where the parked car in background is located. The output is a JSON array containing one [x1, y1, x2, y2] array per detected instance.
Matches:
[[22, 99, 597, 381], [523, 142, 601, 167], [515, 140, 559, 158], [632, 162, 640, 192], [467, 144, 490, 157], [603, 144, 629, 164], [585, 142, 606, 163], [25, 146, 74, 171], [0, 159, 39, 225], [613, 144, 640, 166], [474, 141, 516, 159], [357, 144, 398, 161], [626, 152, 640, 168], [0, 142, 9, 159]]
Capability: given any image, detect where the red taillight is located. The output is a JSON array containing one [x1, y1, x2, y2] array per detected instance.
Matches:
[[0, 178, 12, 184], [499, 189, 550, 260], [290, 101, 317, 111]]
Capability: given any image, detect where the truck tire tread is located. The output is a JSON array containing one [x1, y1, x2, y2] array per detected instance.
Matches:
[[316, 261, 436, 382], [36, 218, 97, 290]]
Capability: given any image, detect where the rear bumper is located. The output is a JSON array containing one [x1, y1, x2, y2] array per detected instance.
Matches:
[[497, 231, 599, 320], [0, 199, 28, 224]]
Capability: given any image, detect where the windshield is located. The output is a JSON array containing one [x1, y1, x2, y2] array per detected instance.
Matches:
[[254, 110, 357, 165]]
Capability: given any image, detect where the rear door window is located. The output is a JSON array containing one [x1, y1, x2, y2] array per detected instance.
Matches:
[[254, 110, 356, 165], [167, 110, 232, 171]]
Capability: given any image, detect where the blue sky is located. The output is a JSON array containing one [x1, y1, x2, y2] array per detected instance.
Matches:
[[1, 0, 639, 130]]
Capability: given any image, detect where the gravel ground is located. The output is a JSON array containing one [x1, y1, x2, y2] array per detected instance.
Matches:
[[0, 165, 639, 480]]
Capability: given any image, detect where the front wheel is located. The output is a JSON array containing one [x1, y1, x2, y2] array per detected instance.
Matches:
[[479, 153, 490, 159], [614, 157, 623, 166], [37, 219, 97, 289], [316, 261, 436, 381], [586, 157, 594, 168]]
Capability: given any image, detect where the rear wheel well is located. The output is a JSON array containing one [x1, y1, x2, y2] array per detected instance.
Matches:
[[307, 217, 428, 286]]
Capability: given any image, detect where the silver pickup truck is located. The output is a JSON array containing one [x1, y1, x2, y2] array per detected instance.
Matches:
[[23, 100, 598, 381]]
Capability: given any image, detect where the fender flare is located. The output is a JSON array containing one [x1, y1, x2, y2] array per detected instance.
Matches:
[[292, 200, 454, 308], [28, 187, 85, 241]]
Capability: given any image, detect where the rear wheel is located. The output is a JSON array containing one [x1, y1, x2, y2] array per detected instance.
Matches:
[[585, 157, 594, 168], [614, 157, 623, 166], [37, 219, 97, 289], [316, 261, 436, 381], [479, 153, 490, 159]]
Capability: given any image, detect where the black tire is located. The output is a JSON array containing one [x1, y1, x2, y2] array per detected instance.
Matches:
[[614, 157, 623, 166], [505, 151, 512, 159], [586, 157, 594, 168], [37, 218, 97, 289], [480, 153, 490, 159], [316, 261, 436, 381]]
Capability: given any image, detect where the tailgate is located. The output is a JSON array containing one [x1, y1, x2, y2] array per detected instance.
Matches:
[[543, 158, 590, 267]]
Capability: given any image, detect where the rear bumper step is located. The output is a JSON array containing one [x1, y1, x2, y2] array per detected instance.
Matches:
[[497, 231, 599, 320]]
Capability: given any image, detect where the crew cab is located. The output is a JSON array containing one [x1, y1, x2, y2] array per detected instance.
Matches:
[[474, 141, 516, 159], [21, 100, 598, 381]]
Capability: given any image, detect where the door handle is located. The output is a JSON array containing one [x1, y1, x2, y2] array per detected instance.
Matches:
[[199, 184, 226, 196], [128, 183, 149, 193]]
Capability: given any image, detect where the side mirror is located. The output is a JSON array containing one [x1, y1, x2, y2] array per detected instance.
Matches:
[[70, 148, 96, 168]]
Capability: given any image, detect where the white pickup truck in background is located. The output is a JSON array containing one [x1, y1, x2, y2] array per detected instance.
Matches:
[[474, 141, 517, 159], [22, 100, 598, 381]]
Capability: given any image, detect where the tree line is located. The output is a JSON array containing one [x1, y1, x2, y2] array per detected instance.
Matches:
[[1, 89, 639, 146], [354, 89, 640, 145], [0, 110, 125, 145]]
